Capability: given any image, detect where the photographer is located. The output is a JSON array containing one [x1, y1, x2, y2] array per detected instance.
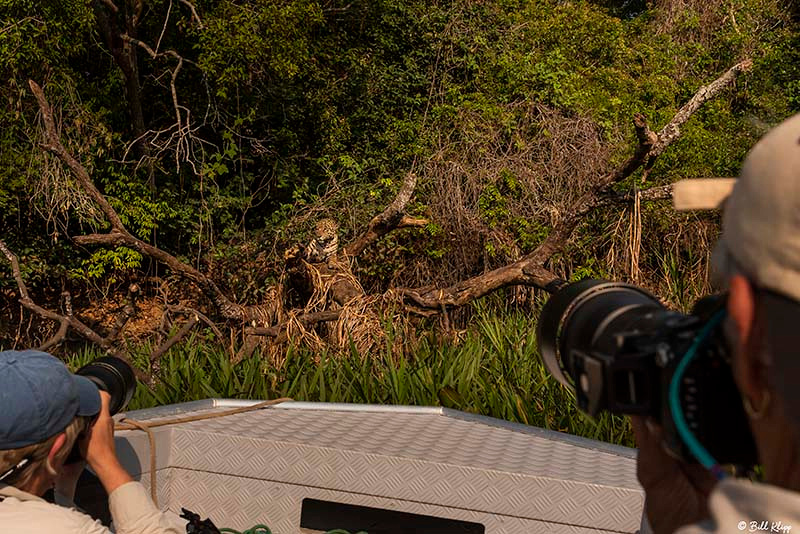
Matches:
[[0, 349, 179, 533], [635, 113, 800, 533]]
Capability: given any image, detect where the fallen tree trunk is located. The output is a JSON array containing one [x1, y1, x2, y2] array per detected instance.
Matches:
[[398, 59, 751, 312], [14, 59, 751, 358]]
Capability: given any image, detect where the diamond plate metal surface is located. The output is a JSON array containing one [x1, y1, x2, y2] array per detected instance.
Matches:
[[168, 430, 640, 532], [116, 402, 644, 533], [174, 409, 638, 488], [164, 468, 631, 534], [135, 468, 174, 513]]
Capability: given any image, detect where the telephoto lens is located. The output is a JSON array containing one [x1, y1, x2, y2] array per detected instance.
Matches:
[[75, 356, 136, 415], [536, 278, 665, 403], [536, 278, 758, 468]]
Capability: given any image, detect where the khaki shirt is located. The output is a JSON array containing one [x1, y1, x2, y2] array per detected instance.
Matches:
[[677, 478, 800, 534], [0, 481, 181, 534]]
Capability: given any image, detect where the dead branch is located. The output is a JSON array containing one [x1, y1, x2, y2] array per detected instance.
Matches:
[[166, 305, 226, 342], [0, 240, 30, 302], [399, 59, 751, 311], [98, 0, 119, 14], [29, 80, 250, 321], [245, 309, 342, 337], [39, 319, 69, 352], [150, 315, 198, 362], [117, 35, 196, 173], [154, 0, 172, 52], [346, 172, 429, 257], [646, 59, 753, 165], [38, 292, 74, 351], [232, 308, 343, 364], [0, 239, 148, 382], [120, 35, 190, 66], [178, 0, 204, 28]]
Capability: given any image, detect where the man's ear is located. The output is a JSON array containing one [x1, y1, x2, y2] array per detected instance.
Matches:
[[727, 274, 765, 399], [48, 433, 67, 465], [728, 274, 755, 343]]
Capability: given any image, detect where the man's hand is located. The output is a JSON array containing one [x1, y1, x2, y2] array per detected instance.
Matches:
[[632, 416, 717, 534], [80, 391, 133, 495]]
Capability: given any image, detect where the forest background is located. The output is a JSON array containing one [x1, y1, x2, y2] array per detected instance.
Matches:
[[1, 0, 798, 447]]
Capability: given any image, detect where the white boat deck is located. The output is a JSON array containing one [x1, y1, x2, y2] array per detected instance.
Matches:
[[111, 399, 644, 534]]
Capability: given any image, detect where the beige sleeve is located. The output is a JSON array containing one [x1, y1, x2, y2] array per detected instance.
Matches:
[[108, 481, 181, 534], [40, 500, 115, 534]]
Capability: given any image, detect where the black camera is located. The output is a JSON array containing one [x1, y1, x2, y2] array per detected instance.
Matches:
[[75, 356, 136, 415], [65, 356, 136, 464], [537, 278, 757, 469]]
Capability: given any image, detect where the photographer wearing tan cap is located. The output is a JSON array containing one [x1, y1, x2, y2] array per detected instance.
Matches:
[[635, 113, 800, 533], [0, 350, 179, 533]]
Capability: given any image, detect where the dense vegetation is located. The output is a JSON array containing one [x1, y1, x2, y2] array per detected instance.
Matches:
[[1, 0, 799, 445]]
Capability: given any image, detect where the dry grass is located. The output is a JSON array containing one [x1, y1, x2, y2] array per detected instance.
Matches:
[[398, 103, 615, 289]]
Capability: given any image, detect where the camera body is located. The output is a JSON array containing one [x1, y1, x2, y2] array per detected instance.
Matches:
[[538, 279, 757, 468]]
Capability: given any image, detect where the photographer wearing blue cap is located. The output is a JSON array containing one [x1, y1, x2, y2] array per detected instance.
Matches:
[[634, 113, 800, 533], [0, 350, 179, 533]]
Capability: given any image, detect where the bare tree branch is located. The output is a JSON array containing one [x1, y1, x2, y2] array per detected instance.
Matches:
[[39, 319, 69, 352], [38, 292, 74, 351], [150, 315, 198, 362], [166, 305, 227, 346], [0, 239, 148, 381], [0, 239, 30, 302], [121, 34, 187, 63], [646, 60, 753, 164], [98, 0, 119, 14], [29, 80, 248, 321], [399, 59, 752, 311], [117, 35, 204, 174], [118, 36, 188, 133], [245, 310, 342, 337], [346, 172, 429, 257], [178, 0, 204, 28]]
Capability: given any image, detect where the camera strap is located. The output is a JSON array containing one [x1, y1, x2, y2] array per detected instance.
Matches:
[[668, 309, 729, 479]]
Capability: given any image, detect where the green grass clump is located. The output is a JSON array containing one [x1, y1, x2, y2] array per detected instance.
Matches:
[[64, 307, 633, 447]]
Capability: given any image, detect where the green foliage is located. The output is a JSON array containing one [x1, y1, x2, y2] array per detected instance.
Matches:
[[74, 247, 143, 286], [3, 0, 797, 278], [196, 1, 324, 90], [65, 305, 633, 446], [479, 183, 510, 226]]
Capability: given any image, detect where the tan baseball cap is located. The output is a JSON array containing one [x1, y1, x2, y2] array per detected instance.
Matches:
[[703, 113, 800, 302]]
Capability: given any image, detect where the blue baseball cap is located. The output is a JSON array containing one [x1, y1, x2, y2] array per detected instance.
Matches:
[[0, 350, 102, 449]]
